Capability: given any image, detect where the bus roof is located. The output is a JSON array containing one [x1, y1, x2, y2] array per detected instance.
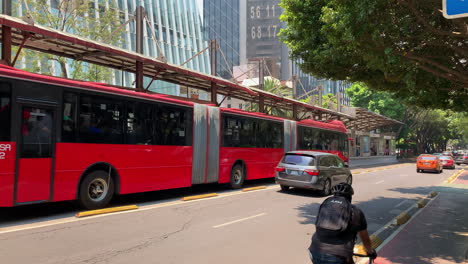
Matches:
[[0, 64, 194, 107], [0, 64, 348, 133], [298, 119, 347, 133]]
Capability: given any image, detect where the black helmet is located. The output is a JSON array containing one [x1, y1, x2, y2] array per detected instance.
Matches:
[[332, 183, 354, 196]]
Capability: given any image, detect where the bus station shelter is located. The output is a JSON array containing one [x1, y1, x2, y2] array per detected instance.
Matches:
[[0, 14, 403, 164]]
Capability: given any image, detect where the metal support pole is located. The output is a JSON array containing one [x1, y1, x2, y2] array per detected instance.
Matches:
[[135, 6, 145, 92], [318, 86, 323, 107], [293, 104, 298, 120], [259, 59, 264, 90], [135, 6, 144, 54], [337, 92, 342, 112], [1, 26, 11, 65], [209, 39, 218, 103], [210, 39, 217, 76], [259, 95, 265, 113], [210, 82, 217, 104], [291, 75, 297, 99], [136, 62, 143, 92], [2, 0, 12, 15]]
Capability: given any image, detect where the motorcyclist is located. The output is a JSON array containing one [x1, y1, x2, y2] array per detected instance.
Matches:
[[309, 183, 377, 263]]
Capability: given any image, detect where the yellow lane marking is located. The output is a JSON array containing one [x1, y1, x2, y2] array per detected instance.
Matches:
[[447, 169, 464, 183], [75, 205, 138, 218], [181, 193, 218, 201], [242, 186, 267, 192]]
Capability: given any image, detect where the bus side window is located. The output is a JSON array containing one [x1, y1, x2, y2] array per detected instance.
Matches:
[[155, 104, 190, 146], [0, 85, 11, 141], [126, 102, 154, 145], [62, 93, 77, 142], [78, 95, 123, 144]]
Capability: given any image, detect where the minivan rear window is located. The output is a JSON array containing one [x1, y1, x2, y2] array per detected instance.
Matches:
[[420, 156, 436, 160], [282, 154, 315, 166]]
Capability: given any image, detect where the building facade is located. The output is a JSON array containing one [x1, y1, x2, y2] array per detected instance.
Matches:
[[203, 0, 240, 79], [204, 0, 351, 108], [8, 0, 210, 97]]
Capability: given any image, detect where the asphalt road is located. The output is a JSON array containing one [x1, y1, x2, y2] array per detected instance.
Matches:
[[0, 163, 464, 264]]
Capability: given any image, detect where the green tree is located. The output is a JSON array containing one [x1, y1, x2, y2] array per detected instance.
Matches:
[[344, 83, 465, 154], [447, 113, 468, 149], [15, 0, 122, 82], [346, 83, 406, 120], [279, 0, 468, 111]]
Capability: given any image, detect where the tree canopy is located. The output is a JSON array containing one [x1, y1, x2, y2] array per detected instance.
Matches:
[[14, 0, 122, 82], [280, 0, 468, 111], [346, 83, 467, 153]]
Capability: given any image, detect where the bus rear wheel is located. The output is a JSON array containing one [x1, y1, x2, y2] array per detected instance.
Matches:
[[230, 164, 245, 189], [78, 170, 114, 210]]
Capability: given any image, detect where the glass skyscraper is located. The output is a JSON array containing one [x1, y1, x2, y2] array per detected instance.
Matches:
[[203, 0, 351, 106], [9, 0, 210, 97], [203, 0, 240, 79]]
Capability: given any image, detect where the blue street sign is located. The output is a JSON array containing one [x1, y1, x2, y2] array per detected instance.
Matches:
[[443, 0, 468, 19]]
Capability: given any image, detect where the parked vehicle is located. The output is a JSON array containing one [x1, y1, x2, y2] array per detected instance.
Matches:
[[275, 151, 352, 195], [455, 155, 468, 165], [440, 156, 455, 169], [417, 154, 443, 173]]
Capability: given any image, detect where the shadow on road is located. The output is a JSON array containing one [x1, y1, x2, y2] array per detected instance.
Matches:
[[295, 184, 468, 264]]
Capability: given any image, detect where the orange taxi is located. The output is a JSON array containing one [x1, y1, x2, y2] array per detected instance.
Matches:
[[417, 154, 443, 173]]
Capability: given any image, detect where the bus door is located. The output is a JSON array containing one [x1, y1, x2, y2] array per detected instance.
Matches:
[[15, 104, 57, 204]]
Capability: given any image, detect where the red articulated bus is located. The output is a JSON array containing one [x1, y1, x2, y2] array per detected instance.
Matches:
[[0, 65, 348, 209]]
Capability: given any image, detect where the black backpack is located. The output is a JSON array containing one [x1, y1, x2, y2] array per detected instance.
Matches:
[[315, 196, 353, 233]]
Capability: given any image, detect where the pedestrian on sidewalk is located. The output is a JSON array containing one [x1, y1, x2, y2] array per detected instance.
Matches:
[[309, 183, 377, 263]]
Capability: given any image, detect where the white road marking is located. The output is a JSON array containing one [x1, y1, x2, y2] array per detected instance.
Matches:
[[375, 180, 385, 184], [213, 213, 266, 228], [394, 200, 407, 207]]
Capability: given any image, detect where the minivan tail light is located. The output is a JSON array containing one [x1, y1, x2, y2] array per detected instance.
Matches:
[[275, 167, 285, 172], [305, 169, 320, 176]]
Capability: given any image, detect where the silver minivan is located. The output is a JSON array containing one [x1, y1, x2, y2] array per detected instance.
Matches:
[[275, 151, 352, 195]]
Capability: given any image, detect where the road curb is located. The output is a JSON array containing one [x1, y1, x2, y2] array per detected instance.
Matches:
[[395, 212, 411, 225], [75, 205, 139, 218], [354, 190, 439, 263], [417, 198, 429, 208]]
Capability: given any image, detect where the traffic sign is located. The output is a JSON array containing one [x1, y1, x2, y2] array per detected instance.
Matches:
[[443, 0, 468, 19]]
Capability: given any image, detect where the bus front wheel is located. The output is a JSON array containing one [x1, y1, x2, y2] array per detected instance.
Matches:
[[230, 164, 245, 189], [78, 170, 114, 210]]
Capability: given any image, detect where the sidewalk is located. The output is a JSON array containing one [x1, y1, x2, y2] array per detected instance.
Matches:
[[375, 169, 468, 264], [349, 156, 398, 169]]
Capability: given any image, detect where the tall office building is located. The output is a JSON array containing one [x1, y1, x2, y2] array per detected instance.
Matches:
[[203, 0, 351, 107], [8, 0, 210, 97], [203, 0, 240, 79]]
